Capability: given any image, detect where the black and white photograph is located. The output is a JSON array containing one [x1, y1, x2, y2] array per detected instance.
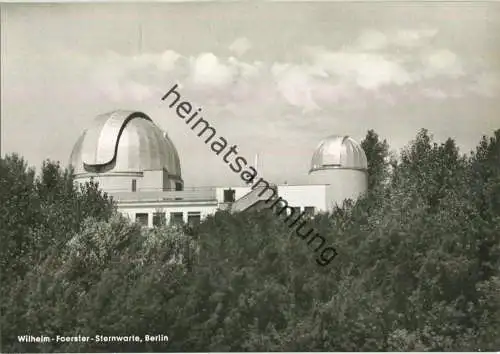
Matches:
[[1, 1, 500, 352]]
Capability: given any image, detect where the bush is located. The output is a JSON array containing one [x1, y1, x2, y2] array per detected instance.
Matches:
[[1, 129, 499, 351]]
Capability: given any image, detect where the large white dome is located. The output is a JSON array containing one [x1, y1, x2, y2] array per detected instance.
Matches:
[[69, 110, 182, 178], [310, 135, 367, 173]]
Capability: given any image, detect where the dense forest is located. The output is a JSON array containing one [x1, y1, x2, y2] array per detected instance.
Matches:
[[1, 128, 499, 352]]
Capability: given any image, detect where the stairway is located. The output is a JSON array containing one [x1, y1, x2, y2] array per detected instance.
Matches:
[[230, 183, 278, 213]]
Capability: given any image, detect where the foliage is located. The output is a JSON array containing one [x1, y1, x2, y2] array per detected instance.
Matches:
[[361, 129, 390, 192], [1, 128, 500, 351], [1, 156, 116, 350], [1, 157, 115, 287]]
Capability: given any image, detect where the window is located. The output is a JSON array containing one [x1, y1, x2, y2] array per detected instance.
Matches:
[[135, 213, 148, 226], [153, 212, 166, 227], [175, 182, 183, 191], [170, 212, 184, 225], [187, 211, 201, 225], [131, 179, 137, 192], [223, 189, 236, 202], [304, 206, 315, 216], [291, 206, 301, 216]]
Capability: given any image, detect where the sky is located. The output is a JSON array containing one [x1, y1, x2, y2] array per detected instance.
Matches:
[[2, 2, 500, 187]]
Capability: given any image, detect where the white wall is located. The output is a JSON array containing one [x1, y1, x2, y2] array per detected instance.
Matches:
[[84, 177, 341, 226], [308, 169, 368, 210], [75, 174, 140, 192], [141, 170, 164, 191], [75, 169, 183, 193], [277, 185, 327, 212]]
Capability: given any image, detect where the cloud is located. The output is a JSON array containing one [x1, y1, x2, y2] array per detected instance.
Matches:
[[306, 47, 413, 90], [68, 26, 495, 111], [271, 63, 320, 112], [421, 87, 448, 100], [188, 52, 236, 87], [229, 37, 252, 56], [421, 49, 464, 78], [156, 50, 181, 71], [228, 57, 262, 80]]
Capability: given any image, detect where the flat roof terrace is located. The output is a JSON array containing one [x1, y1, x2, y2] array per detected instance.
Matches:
[[109, 188, 218, 203]]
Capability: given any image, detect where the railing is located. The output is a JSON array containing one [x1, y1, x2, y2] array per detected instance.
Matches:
[[230, 184, 277, 212], [110, 189, 217, 202], [101, 186, 218, 192]]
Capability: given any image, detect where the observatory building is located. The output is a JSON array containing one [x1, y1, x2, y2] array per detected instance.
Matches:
[[69, 110, 183, 192], [69, 110, 368, 227], [308, 135, 368, 210]]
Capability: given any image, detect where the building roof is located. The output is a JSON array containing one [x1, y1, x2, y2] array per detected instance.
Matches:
[[309, 135, 368, 172], [69, 110, 182, 177], [109, 189, 217, 203]]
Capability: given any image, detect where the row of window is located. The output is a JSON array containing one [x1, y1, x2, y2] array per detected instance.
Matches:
[[131, 184, 319, 218], [135, 211, 201, 227], [134, 206, 316, 227]]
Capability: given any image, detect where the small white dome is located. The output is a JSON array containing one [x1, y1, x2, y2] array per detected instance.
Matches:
[[310, 135, 367, 173]]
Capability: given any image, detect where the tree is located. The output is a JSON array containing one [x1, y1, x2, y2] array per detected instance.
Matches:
[[361, 130, 390, 192], [1, 155, 116, 351], [2, 129, 500, 352], [2, 216, 193, 353], [0, 154, 39, 283]]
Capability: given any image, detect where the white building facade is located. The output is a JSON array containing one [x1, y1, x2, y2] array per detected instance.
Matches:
[[69, 111, 368, 227]]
